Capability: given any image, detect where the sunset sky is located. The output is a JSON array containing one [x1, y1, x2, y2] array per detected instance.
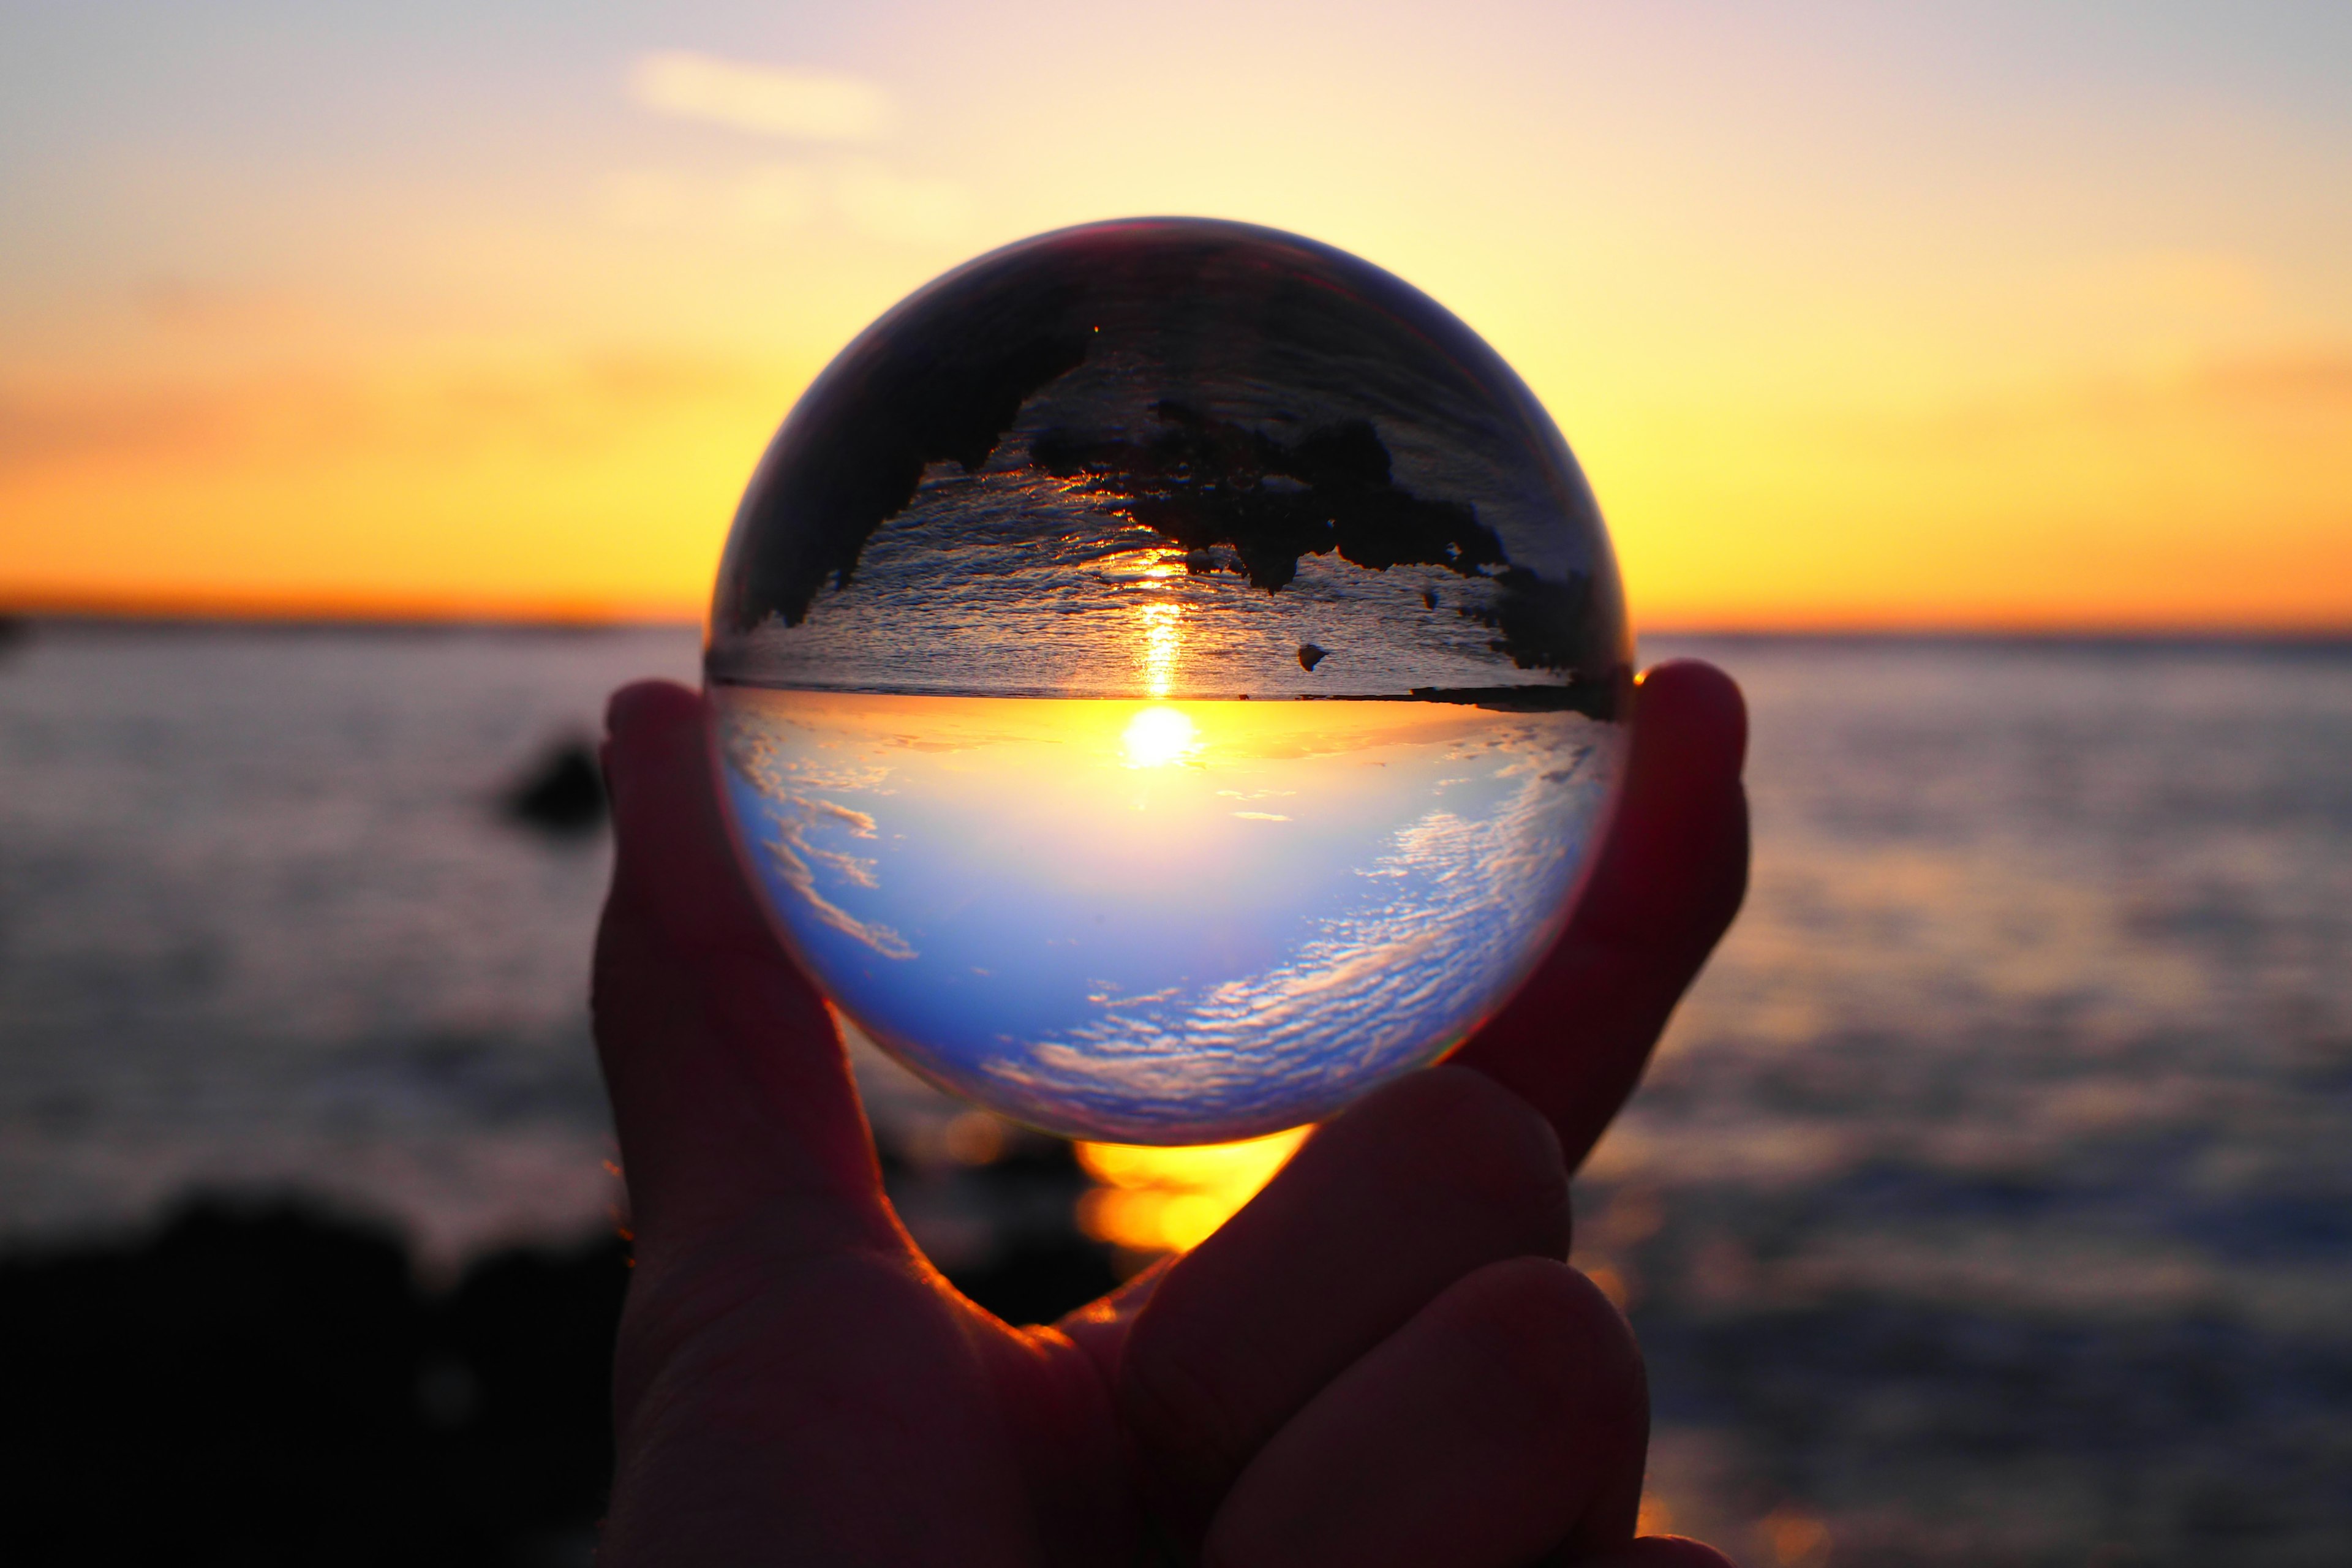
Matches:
[[4, 1, 2346, 629]]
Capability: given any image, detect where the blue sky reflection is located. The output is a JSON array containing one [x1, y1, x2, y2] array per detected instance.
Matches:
[[717, 689, 1620, 1142]]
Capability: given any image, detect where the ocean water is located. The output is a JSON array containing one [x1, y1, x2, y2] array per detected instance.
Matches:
[[0, 624, 685, 1262], [714, 688, 1619, 1142], [1602, 636, 2352, 1566], [1, 622, 2346, 1562]]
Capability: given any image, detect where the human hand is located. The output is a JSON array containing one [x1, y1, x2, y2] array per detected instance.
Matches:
[[590, 661, 1749, 1566]]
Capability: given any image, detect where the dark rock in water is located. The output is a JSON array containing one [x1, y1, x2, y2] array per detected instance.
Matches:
[[0, 1196, 627, 1566], [0, 1182, 1120, 1562], [1422, 590, 1439, 609], [1298, 643, 1329, 671], [503, 739, 605, 835]]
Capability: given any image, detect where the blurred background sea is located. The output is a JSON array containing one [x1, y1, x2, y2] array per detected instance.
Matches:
[[2, 619, 2349, 1565]]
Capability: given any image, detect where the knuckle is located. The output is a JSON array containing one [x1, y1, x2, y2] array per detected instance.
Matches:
[[1371, 1066, 1570, 1229], [1449, 1256, 1637, 1422]]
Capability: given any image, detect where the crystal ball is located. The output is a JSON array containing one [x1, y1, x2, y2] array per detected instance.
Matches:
[[708, 218, 1630, 1144]]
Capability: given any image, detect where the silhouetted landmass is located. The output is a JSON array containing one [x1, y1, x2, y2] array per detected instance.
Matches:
[[2, 1199, 624, 1566], [1031, 404, 1616, 682], [0, 1180, 1115, 1564], [1455, 566, 1597, 673], [1032, 401, 1507, 594], [1298, 643, 1329, 671], [1288, 680, 1622, 718], [501, 739, 605, 836], [723, 279, 1090, 630], [1404, 679, 1622, 719]]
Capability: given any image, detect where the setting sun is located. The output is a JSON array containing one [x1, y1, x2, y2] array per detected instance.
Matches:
[[1076, 1126, 1311, 1253], [3, 4, 2344, 631], [1120, 706, 1199, 769]]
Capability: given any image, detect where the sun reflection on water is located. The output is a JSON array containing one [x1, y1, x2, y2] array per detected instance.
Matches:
[[1134, 597, 1184, 698], [1075, 1126, 1311, 1253]]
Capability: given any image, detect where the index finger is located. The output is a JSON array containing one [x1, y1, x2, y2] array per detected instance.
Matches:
[[1450, 658, 1749, 1168], [594, 680, 899, 1267]]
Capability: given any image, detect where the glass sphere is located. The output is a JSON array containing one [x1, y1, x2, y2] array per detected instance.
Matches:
[[709, 218, 1630, 1144]]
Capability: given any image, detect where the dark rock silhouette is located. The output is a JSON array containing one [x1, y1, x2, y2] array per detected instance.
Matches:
[[1, 1198, 624, 1566], [502, 740, 605, 836], [1298, 643, 1329, 671], [1032, 401, 1506, 594], [722, 277, 1090, 630], [0, 1179, 1116, 1564], [1454, 566, 1597, 673]]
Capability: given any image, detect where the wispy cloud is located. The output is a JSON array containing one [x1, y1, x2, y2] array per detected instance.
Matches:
[[627, 51, 888, 141]]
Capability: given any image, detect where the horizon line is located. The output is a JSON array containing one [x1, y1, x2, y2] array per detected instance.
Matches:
[[7, 603, 2350, 646]]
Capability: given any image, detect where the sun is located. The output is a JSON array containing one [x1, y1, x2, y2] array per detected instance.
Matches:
[[1121, 705, 1199, 769]]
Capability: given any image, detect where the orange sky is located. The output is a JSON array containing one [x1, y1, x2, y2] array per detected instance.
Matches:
[[4, 2, 2347, 630]]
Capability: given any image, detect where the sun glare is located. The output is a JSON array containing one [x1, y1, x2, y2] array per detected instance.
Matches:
[[1121, 705, 1199, 769], [1076, 1126, 1311, 1253]]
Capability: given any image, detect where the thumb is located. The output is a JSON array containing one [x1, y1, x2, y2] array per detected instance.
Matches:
[[592, 680, 898, 1268]]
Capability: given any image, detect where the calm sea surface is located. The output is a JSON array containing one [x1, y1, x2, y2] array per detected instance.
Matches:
[[2, 623, 2346, 1564]]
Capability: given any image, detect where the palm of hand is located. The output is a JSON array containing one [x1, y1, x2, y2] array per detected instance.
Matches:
[[590, 665, 1747, 1567]]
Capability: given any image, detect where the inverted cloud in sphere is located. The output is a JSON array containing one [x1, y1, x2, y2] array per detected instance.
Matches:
[[628, 51, 889, 142]]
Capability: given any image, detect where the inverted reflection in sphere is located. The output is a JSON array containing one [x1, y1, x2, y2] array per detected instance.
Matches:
[[709, 218, 1630, 1144]]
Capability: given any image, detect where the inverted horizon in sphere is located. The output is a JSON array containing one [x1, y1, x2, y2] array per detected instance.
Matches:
[[708, 219, 1630, 1139], [719, 690, 1621, 1142], [709, 217, 1629, 707]]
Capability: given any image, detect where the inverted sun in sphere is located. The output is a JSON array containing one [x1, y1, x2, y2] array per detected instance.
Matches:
[[709, 217, 1631, 1144], [1122, 707, 1199, 769]]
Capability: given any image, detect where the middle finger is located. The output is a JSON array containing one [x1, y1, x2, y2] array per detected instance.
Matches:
[[1117, 1065, 1573, 1545]]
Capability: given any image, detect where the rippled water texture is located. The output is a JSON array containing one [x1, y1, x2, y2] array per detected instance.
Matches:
[[1598, 636, 2352, 1564], [716, 689, 1618, 1141], [2, 626, 2346, 1561]]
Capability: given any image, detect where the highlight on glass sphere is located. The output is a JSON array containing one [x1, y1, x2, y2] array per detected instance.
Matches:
[[707, 217, 1631, 1145]]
